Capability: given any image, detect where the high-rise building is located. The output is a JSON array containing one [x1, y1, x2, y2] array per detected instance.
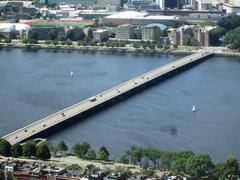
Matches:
[[155, 0, 165, 9], [116, 24, 134, 40], [142, 23, 164, 40], [155, 0, 181, 9], [96, 0, 121, 7]]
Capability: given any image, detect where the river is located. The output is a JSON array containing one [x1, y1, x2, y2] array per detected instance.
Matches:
[[0, 48, 239, 162]]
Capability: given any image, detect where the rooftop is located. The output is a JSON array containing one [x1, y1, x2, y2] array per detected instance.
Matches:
[[145, 23, 167, 30], [0, 23, 31, 33], [105, 11, 148, 19]]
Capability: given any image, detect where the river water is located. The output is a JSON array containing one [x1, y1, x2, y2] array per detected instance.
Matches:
[[0, 48, 239, 162]]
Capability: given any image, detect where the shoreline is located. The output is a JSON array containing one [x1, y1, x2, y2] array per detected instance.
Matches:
[[0, 42, 240, 57]]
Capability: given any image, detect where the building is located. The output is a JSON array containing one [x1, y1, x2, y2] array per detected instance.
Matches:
[[195, 0, 225, 10], [40, 0, 97, 5], [170, 25, 215, 46], [93, 29, 108, 41], [223, 3, 240, 13], [0, 1, 37, 20], [0, 23, 31, 39], [116, 24, 134, 40], [156, 0, 182, 9], [142, 23, 166, 40], [83, 27, 93, 38], [31, 26, 64, 40], [103, 11, 178, 26], [96, 0, 121, 8], [156, 0, 165, 9]]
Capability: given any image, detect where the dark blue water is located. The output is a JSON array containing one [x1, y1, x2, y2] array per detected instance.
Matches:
[[0, 48, 239, 162]]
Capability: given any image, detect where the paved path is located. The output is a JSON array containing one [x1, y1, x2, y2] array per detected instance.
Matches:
[[2, 50, 213, 145]]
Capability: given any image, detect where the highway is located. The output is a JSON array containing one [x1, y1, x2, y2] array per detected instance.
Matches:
[[2, 50, 213, 145]]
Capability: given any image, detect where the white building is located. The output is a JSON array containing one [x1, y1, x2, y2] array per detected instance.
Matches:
[[0, 23, 31, 39], [156, 0, 165, 9]]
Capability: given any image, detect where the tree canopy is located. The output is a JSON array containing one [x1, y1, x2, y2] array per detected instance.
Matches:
[[215, 156, 240, 179], [22, 140, 36, 157], [218, 13, 240, 31], [66, 28, 85, 41], [0, 138, 11, 157], [209, 27, 226, 46], [36, 142, 51, 160], [57, 140, 68, 155], [185, 154, 214, 178], [72, 142, 91, 159], [98, 146, 110, 161], [11, 143, 22, 158], [224, 27, 240, 50]]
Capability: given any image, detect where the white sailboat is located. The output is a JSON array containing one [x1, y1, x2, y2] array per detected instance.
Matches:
[[70, 71, 74, 77], [192, 105, 196, 112]]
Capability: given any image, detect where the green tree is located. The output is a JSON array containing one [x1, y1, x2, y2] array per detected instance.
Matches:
[[66, 28, 85, 41], [48, 29, 58, 40], [126, 146, 143, 166], [45, 40, 52, 45], [217, 13, 240, 31], [215, 156, 240, 179], [52, 40, 59, 46], [86, 149, 96, 160], [29, 31, 39, 40], [72, 142, 91, 159], [209, 27, 226, 45], [57, 140, 68, 155], [0, 138, 11, 157], [57, 31, 66, 41], [22, 140, 36, 158], [185, 154, 214, 178], [11, 143, 22, 157], [36, 142, 51, 160], [183, 35, 199, 46], [66, 40, 73, 46], [199, 20, 216, 27], [117, 155, 130, 164], [22, 39, 29, 44], [98, 146, 109, 161], [5, 39, 12, 44], [29, 39, 38, 44], [108, 31, 116, 38], [224, 27, 240, 50]]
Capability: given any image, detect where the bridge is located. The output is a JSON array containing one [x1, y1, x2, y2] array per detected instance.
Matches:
[[3, 50, 214, 145]]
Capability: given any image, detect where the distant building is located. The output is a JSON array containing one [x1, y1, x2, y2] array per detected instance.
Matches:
[[170, 25, 215, 46], [31, 26, 64, 40], [223, 3, 240, 13], [93, 29, 108, 41], [0, 1, 37, 20], [83, 27, 93, 38], [156, 0, 181, 9], [103, 11, 178, 26], [116, 24, 134, 40], [96, 0, 121, 10], [142, 23, 166, 40], [0, 23, 31, 39]]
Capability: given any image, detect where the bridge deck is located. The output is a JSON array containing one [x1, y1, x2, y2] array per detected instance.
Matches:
[[3, 50, 213, 145]]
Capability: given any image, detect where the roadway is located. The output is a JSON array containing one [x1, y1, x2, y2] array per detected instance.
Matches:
[[2, 50, 213, 145]]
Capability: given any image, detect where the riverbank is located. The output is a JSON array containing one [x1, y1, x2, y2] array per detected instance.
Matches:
[[1, 41, 240, 57], [0, 155, 164, 177]]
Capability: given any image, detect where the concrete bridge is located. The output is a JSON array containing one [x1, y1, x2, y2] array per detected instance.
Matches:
[[2, 50, 214, 145]]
